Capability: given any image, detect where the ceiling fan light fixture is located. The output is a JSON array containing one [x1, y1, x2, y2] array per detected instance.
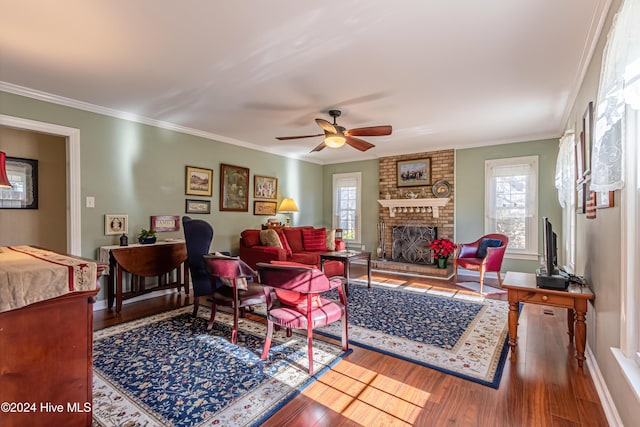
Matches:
[[324, 134, 346, 148]]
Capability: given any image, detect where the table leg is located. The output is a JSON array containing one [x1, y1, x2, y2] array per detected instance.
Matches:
[[345, 259, 350, 296], [508, 300, 519, 360], [567, 308, 575, 344], [366, 254, 371, 288], [107, 254, 115, 310], [574, 300, 588, 368]]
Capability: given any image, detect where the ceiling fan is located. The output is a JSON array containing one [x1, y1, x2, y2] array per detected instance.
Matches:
[[275, 110, 392, 152]]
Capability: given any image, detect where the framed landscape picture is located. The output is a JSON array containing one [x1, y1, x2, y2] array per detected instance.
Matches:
[[185, 166, 213, 197], [254, 175, 277, 199], [220, 163, 249, 211], [397, 158, 431, 187], [253, 200, 277, 215]]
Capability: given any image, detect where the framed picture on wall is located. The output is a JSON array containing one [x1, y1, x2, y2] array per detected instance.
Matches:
[[150, 215, 180, 232], [576, 182, 586, 214], [105, 214, 129, 235], [185, 165, 213, 197], [0, 157, 38, 209], [596, 191, 615, 209], [220, 163, 249, 211], [396, 158, 431, 187], [185, 199, 211, 214], [253, 200, 277, 215], [254, 175, 277, 199]]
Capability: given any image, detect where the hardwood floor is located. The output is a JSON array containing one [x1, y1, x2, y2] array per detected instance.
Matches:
[[94, 266, 608, 427]]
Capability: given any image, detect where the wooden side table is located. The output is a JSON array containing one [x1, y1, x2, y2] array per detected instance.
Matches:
[[502, 271, 594, 367], [100, 241, 189, 312], [320, 250, 371, 294]]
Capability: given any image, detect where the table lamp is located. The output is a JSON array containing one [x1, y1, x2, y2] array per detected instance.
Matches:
[[278, 198, 299, 227]]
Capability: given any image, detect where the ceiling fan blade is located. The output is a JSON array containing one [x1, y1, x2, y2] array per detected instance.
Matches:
[[315, 118, 337, 133], [310, 141, 327, 152], [275, 133, 324, 140], [345, 125, 392, 137], [345, 136, 375, 152]]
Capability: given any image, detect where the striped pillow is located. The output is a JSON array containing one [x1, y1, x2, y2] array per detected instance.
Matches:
[[302, 228, 327, 251]]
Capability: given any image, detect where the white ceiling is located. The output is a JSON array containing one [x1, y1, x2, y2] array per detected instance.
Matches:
[[0, 0, 610, 164]]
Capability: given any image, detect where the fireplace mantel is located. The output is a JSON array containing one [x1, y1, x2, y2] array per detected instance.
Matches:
[[377, 198, 450, 218]]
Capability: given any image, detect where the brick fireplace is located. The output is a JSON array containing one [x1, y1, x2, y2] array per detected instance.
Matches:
[[375, 149, 455, 275]]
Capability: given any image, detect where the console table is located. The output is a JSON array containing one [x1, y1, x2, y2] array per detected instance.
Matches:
[[502, 271, 594, 367], [99, 241, 189, 312]]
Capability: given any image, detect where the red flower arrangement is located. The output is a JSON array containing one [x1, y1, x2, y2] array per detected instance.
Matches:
[[429, 238, 457, 259]]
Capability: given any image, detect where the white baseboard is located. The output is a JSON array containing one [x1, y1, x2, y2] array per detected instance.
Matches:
[[92, 288, 179, 311], [586, 345, 623, 427]]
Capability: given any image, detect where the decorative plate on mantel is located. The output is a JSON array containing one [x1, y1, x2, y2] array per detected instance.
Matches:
[[432, 180, 451, 198]]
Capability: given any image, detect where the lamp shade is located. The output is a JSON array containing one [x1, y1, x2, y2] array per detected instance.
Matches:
[[278, 198, 299, 213], [0, 152, 12, 188]]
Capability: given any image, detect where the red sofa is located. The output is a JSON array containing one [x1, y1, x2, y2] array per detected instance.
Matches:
[[239, 226, 346, 277]]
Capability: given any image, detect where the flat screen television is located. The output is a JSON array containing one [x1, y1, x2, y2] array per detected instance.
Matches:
[[542, 217, 559, 276]]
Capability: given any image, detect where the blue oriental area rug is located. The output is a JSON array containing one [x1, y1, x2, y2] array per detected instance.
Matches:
[[318, 280, 510, 388], [92, 308, 349, 427]]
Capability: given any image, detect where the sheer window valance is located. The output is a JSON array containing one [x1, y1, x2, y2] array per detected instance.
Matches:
[[555, 130, 576, 208], [591, 0, 640, 192]]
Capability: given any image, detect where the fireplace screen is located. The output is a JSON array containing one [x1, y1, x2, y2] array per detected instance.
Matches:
[[392, 225, 437, 264]]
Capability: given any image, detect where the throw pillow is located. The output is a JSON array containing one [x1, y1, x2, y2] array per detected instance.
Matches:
[[276, 229, 293, 256], [302, 228, 327, 251], [476, 238, 503, 258], [325, 229, 336, 251], [282, 227, 304, 253], [260, 229, 283, 249], [241, 229, 261, 247]]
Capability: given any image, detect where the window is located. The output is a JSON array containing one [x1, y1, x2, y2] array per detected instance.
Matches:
[[332, 172, 361, 243], [485, 156, 538, 259]]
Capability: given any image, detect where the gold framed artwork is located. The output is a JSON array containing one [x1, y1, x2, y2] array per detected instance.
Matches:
[[105, 214, 129, 235], [150, 215, 180, 232], [254, 175, 278, 199], [220, 163, 249, 212], [185, 166, 213, 197], [396, 158, 431, 187], [253, 200, 277, 215]]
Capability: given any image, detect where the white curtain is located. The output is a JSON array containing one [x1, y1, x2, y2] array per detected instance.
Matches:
[[555, 130, 576, 208], [591, 0, 640, 192]]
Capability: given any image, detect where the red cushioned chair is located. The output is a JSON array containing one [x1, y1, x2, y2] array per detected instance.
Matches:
[[256, 262, 348, 375], [203, 254, 267, 344], [453, 234, 509, 295]]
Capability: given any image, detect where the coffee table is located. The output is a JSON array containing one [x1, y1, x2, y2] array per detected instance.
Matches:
[[320, 250, 371, 294]]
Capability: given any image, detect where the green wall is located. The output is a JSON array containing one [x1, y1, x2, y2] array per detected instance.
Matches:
[[322, 159, 379, 253], [455, 139, 561, 273], [0, 91, 325, 300]]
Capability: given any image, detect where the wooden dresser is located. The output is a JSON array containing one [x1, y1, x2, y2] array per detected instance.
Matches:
[[0, 246, 105, 427]]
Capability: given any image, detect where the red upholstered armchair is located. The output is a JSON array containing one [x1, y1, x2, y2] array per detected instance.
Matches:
[[453, 234, 509, 294], [256, 262, 348, 375]]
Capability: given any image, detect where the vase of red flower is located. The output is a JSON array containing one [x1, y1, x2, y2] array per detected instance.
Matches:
[[429, 238, 457, 268]]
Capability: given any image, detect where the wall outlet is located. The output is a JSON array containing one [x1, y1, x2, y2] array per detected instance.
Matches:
[[361, 244, 365, 250], [86, 196, 95, 208]]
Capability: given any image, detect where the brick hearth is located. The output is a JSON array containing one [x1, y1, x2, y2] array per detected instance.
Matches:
[[371, 259, 454, 279]]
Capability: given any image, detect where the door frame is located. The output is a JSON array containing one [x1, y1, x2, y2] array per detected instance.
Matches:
[[0, 114, 81, 255]]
